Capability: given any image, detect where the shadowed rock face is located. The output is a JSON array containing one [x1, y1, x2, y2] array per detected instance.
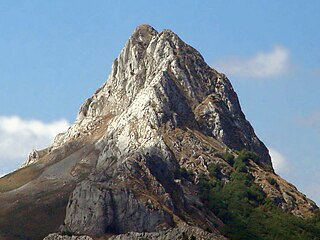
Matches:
[[64, 179, 174, 235], [0, 25, 316, 240]]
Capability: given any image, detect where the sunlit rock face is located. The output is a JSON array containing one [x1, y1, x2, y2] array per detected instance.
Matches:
[[51, 24, 272, 167]]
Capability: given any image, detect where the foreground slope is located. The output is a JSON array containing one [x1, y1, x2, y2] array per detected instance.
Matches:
[[0, 25, 317, 240]]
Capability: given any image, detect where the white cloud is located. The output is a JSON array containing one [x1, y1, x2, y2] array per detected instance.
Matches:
[[215, 45, 291, 79], [269, 148, 290, 175], [0, 116, 70, 176]]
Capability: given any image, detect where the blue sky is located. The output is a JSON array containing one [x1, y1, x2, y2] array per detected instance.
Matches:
[[0, 1, 319, 204]]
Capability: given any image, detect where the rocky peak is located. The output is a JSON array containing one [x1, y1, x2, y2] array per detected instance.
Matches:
[[129, 24, 158, 45], [51, 24, 271, 166]]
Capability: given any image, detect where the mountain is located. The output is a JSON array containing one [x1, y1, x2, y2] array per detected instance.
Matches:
[[0, 25, 318, 240]]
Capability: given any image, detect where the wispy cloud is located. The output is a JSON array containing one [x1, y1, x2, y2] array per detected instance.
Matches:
[[298, 111, 320, 127], [0, 116, 70, 176], [269, 148, 319, 205], [304, 184, 320, 206], [214, 46, 291, 79], [269, 148, 290, 175]]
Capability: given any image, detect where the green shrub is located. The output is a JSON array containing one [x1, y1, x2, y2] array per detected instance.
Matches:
[[221, 152, 235, 166], [61, 230, 74, 236], [208, 163, 221, 178], [233, 158, 247, 173], [233, 150, 260, 173], [237, 149, 260, 163], [179, 168, 195, 182], [182, 232, 188, 240], [267, 177, 277, 186]]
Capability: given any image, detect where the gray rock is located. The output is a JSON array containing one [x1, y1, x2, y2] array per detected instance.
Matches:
[[44, 224, 226, 240], [43, 233, 93, 240], [21, 149, 40, 167], [109, 224, 227, 240], [63, 179, 174, 236]]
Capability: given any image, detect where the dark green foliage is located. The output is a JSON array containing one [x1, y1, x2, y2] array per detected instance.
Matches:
[[233, 158, 247, 172], [267, 177, 278, 187], [198, 151, 320, 240], [233, 149, 260, 172], [179, 167, 195, 182], [221, 152, 235, 166], [182, 232, 188, 240], [208, 162, 221, 178], [237, 149, 260, 163], [61, 230, 74, 236]]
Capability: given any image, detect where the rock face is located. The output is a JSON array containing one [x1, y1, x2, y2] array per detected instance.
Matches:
[[53, 24, 272, 237], [63, 180, 174, 235], [0, 25, 317, 240], [52, 24, 271, 167], [44, 223, 226, 240], [109, 223, 227, 240], [22, 149, 40, 167], [54, 24, 315, 237]]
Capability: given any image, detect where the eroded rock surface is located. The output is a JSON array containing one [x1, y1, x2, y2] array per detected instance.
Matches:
[[109, 224, 227, 240], [44, 234, 93, 240]]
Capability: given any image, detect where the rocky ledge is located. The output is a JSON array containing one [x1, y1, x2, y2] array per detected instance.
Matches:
[[44, 224, 226, 240]]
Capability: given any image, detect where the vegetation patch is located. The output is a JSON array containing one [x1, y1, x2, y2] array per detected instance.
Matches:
[[198, 150, 320, 239], [177, 167, 195, 182], [267, 176, 279, 188], [221, 152, 235, 166]]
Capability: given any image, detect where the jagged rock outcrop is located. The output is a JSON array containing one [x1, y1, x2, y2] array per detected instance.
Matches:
[[44, 223, 227, 240], [21, 149, 40, 167], [0, 24, 317, 240], [109, 223, 227, 240]]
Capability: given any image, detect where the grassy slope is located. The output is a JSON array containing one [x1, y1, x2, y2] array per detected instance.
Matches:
[[0, 163, 44, 193], [0, 188, 71, 240], [0, 149, 78, 239]]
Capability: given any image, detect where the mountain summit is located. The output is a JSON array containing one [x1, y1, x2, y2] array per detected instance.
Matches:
[[53, 24, 271, 166], [0, 25, 317, 240]]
